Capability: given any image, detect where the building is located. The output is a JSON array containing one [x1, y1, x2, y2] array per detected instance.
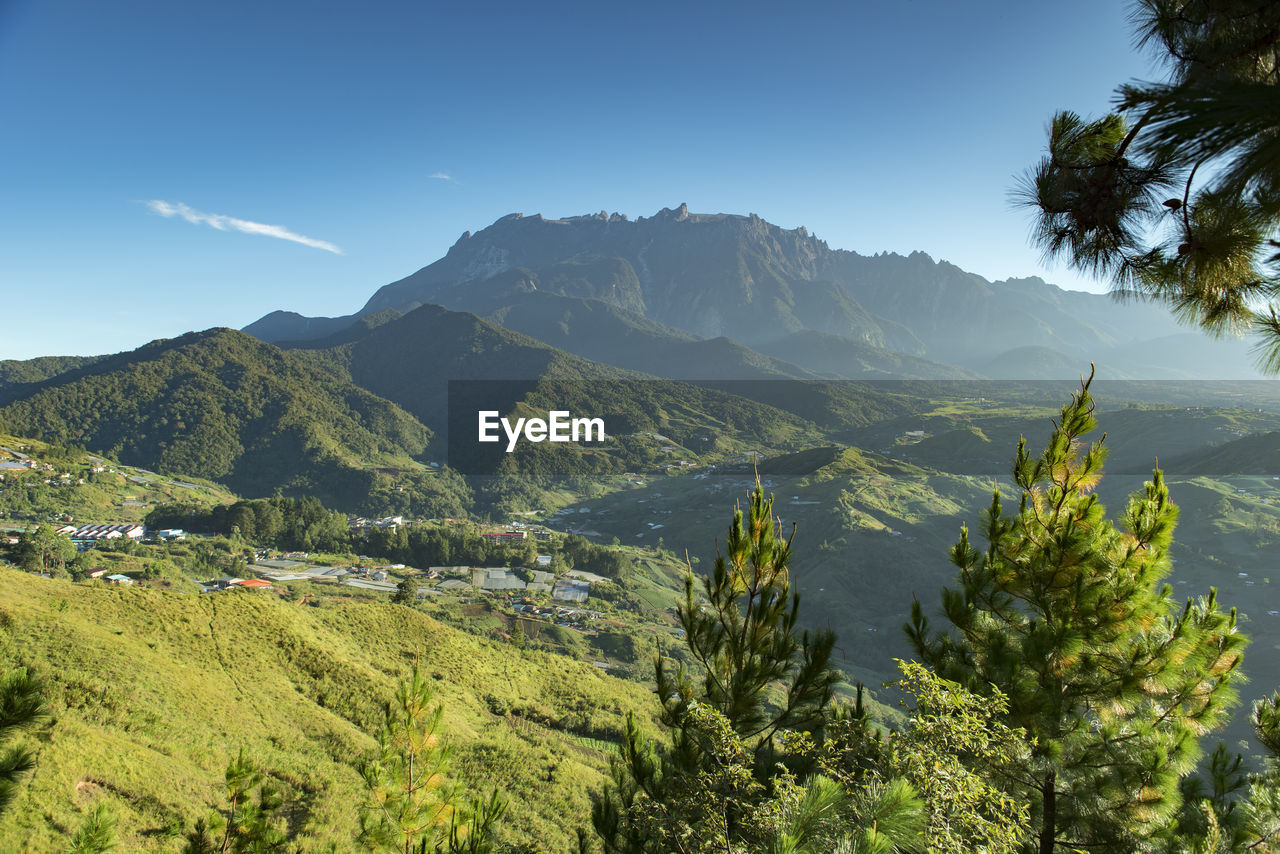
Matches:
[[481, 530, 526, 543], [472, 567, 526, 591], [66, 524, 145, 545], [552, 578, 590, 603]]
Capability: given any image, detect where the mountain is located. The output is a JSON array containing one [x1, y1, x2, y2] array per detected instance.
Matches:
[[286, 303, 848, 472], [0, 308, 863, 509], [0, 354, 108, 387], [243, 205, 1263, 380], [0, 329, 433, 510], [755, 330, 978, 380], [473, 291, 822, 381]]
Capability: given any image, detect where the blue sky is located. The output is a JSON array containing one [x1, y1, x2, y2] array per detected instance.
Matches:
[[0, 0, 1161, 360]]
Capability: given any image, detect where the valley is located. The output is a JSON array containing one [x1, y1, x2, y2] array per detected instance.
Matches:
[[3, 207, 1280, 851]]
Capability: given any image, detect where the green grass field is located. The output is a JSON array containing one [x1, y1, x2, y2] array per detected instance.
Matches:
[[0, 569, 658, 852]]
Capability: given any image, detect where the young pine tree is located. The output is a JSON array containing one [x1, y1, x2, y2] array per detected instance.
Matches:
[[359, 668, 505, 854], [659, 479, 839, 754], [1192, 696, 1280, 854], [907, 374, 1247, 853], [66, 802, 117, 854], [183, 748, 289, 854], [591, 480, 842, 853], [0, 666, 47, 818]]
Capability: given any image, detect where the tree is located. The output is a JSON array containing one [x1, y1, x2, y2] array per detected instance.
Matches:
[[764, 773, 925, 854], [1019, 0, 1280, 369], [812, 661, 1030, 854], [0, 667, 47, 818], [908, 375, 1247, 853], [66, 803, 117, 854], [1184, 691, 1280, 852], [15, 525, 76, 576], [392, 578, 418, 606], [183, 748, 289, 854], [599, 701, 928, 854], [1234, 692, 1280, 850], [591, 480, 844, 853], [660, 480, 840, 753], [359, 668, 505, 854]]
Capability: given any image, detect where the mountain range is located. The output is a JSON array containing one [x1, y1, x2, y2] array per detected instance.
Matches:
[[244, 205, 1264, 381], [3, 204, 1274, 515]]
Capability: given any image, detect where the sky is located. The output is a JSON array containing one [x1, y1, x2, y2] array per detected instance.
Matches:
[[0, 0, 1165, 361]]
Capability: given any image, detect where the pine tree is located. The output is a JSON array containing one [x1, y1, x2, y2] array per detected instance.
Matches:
[[591, 479, 841, 853], [66, 803, 117, 854], [183, 748, 288, 854], [359, 668, 505, 854], [1210, 692, 1280, 851], [907, 374, 1247, 853], [0, 666, 46, 817], [1018, 0, 1280, 369], [658, 479, 839, 752]]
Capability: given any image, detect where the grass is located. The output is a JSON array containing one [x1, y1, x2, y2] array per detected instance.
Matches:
[[0, 568, 658, 852]]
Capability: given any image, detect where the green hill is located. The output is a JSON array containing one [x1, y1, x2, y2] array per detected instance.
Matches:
[[0, 568, 654, 851], [0, 329, 434, 513], [0, 355, 109, 388], [0, 312, 847, 514], [301, 303, 829, 461], [1160, 429, 1280, 475]]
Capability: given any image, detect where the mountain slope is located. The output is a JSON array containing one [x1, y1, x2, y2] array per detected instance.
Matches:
[[292, 303, 832, 460], [478, 292, 823, 380], [0, 354, 109, 387], [756, 330, 978, 380]]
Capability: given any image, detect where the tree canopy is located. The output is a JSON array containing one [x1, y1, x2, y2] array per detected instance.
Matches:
[[1020, 0, 1280, 369], [908, 374, 1247, 852]]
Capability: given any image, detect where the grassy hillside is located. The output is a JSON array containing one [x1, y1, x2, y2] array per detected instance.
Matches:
[[0, 570, 655, 851]]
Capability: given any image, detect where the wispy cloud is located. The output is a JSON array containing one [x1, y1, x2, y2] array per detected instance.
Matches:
[[143, 200, 343, 254], [428, 172, 456, 182]]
